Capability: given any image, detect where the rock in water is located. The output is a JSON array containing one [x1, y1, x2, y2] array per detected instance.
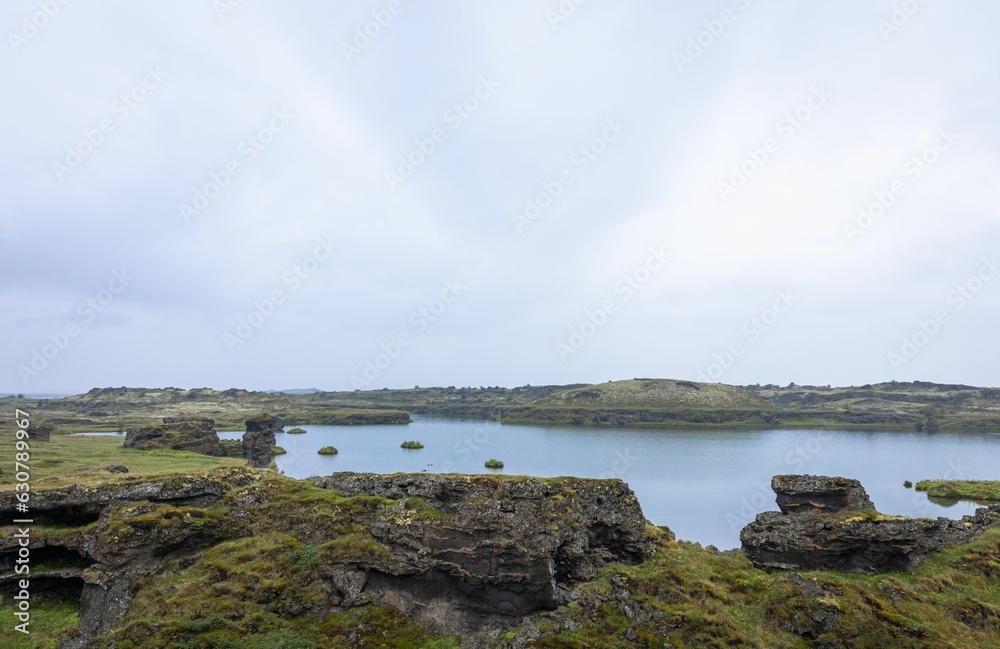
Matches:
[[243, 414, 277, 467], [123, 418, 223, 456], [741, 474, 1000, 573], [771, 474, 874, 514]]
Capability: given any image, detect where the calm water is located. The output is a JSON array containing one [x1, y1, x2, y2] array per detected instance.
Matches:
[[215, 416, 1000, 549]]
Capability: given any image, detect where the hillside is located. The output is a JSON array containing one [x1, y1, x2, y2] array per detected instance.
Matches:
[[0, 387, 410, 432], [537, 378, 772, 409]]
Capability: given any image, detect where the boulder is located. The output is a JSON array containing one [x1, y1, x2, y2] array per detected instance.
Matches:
[[27, 420, 56, 441], [741, 475, 1000, 573], [771, 474, 874, 515]]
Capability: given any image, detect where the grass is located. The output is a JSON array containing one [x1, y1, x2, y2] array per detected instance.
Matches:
[[317, 446, 338, 455], [0, 435, 245, 491], [501, 529, 1000, 647], [272, 445, 287, 455], [286, 427, 307, 434], [485, 459, 504, 469], [400, 440, 424, 449], [0, 603, 79, 648], [915, 480, 1000, 502]]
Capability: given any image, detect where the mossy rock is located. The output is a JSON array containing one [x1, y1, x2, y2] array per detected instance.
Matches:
[[401, 441, 424, 449], [318, 446, 339, 455], [484, 459, 504, 469], [271, 446, 287, 456], [286, 427, 307, 434]]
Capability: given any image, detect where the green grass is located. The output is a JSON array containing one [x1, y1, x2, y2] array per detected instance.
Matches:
[[0, 603, 79, 648], [286, 427, 307, 434], [317, 446, 338, 455], [400, 440, 424, 449], [0, 435, 245, 491], [502, 529, 1000, 648], [485, 459, 504, 469], [916, 480, 1000, 502]]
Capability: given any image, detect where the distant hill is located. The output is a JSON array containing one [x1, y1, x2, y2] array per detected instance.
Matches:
[[537, 379, 772, 410], [267, 388, 322, 395]]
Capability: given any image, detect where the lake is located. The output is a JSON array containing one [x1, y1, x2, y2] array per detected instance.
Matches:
[[215, 416, 1000, 549]]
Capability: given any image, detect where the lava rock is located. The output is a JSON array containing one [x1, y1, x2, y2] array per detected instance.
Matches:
[[771, 474, 874, 515], [123, 418, 223, 456], [243, 414, 277, 467]]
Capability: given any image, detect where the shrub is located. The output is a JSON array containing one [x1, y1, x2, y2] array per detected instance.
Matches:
[[484, 459, 504, 469], [401, 441, 424, 449], [318, 446, 338, 455]]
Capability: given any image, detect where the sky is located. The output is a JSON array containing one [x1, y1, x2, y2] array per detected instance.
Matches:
[[1, 0, 998, 395]]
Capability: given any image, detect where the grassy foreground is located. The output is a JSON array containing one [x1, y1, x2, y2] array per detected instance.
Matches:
[[0, 435, 244, 491]]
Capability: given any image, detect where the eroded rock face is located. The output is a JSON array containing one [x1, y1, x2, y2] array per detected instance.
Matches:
[[0, 469, 657, 646], [123, 418, 222, 456], [772, 474, 874, 515], [312, 472, 658, 634], [243, 414, 276, 467], [0, 470, 255, 648], [741, 475, 1000, 574]]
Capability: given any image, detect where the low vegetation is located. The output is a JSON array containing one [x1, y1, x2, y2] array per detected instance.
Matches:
[[287, 427, 308, 434], [317, 446, 339, 455], [401, 440, 424, 449], [0, 435, 243, 491], [484, 459, 504, 469], [916, 480, 1000, 502]]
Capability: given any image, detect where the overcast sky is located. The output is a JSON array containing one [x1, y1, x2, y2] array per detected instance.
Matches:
[[2, 1, 998, 395]]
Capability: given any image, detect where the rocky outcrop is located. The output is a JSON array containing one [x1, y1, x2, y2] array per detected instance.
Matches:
[[0, 470, 253, 648], [741, 475, 1000, 573], [27, 419, 55, 441], [313, 473, 658, 633], [243, 414, 277, 467], [123, 418, 223, 456], [771, 474, 874, 515], [0, 469, 656, 646]]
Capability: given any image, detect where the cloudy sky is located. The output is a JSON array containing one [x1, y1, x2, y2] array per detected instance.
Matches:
[[2, 0, 998, 395]]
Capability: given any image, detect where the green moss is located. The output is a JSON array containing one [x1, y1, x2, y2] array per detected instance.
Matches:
[[272, 445, 287, 455]]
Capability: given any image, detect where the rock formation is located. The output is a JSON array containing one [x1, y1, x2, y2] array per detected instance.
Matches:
[[242, 414, 277, 467], [741, 474, 1000, 573], [0, 469, 657, 646], [123, 418, 224, 456], [313, 472, 658, 633], [771, 474, 874, 514]]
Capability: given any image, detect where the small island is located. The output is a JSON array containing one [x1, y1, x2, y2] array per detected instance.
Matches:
[[401, 440, 424, 449], [272, 446, 287, 455], [318, 446, 339, 455], [287, 427, 307, 434], [484, 459, 504, 469]]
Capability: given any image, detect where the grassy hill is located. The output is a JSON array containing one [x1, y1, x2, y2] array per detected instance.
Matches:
[[538, 378, 772, 409]]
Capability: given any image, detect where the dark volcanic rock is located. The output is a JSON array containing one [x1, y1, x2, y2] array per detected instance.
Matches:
[[27, 420, 55, 441], [772, 474, 874, 515], [0, 469, 656, 645], [741, 475, 1000, 573], [312, 472, 659, 634], [123, 418, 223, 456], [243, 414, 277, 467]]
